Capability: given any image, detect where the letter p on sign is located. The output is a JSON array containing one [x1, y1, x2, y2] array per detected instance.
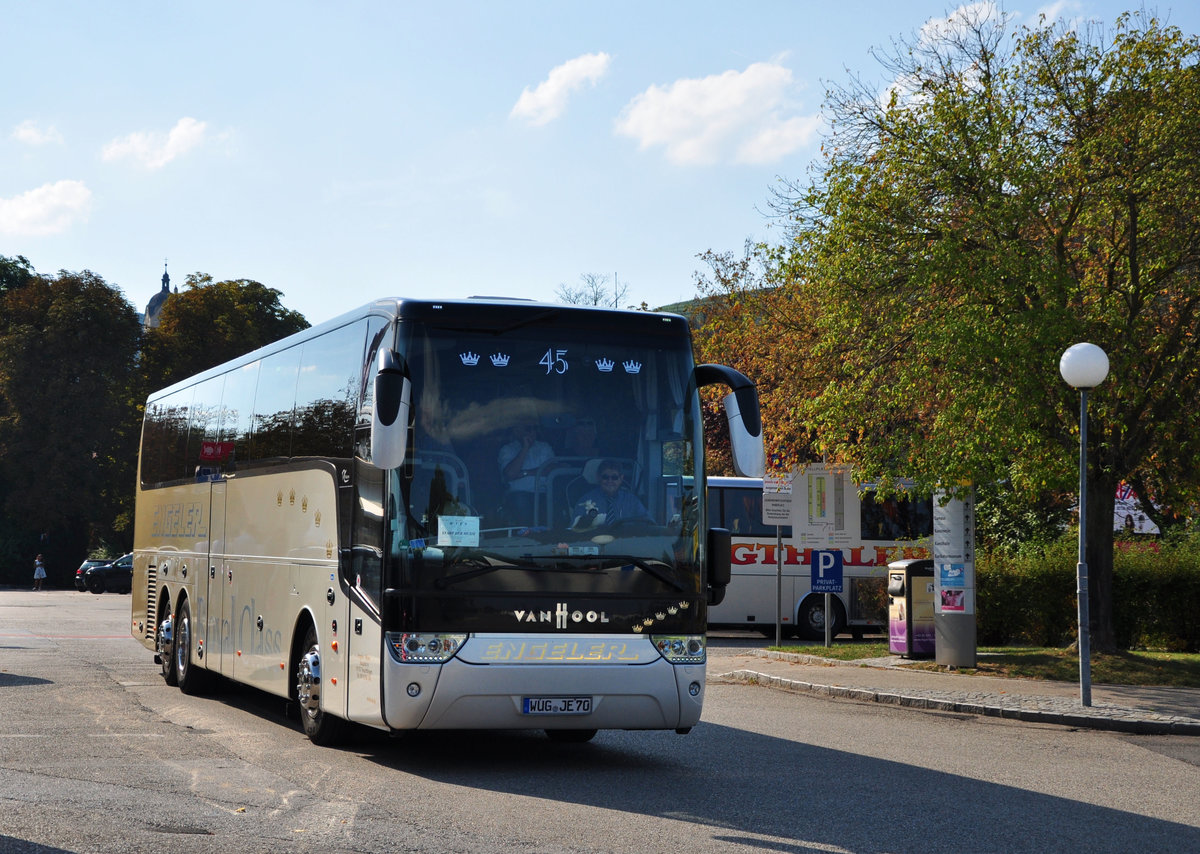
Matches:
[[811, 550, 843, 594]]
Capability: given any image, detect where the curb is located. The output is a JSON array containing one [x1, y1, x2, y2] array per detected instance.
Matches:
[[716, 669, 1200, 737]]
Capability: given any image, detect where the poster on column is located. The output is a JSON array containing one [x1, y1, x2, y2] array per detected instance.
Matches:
[[937, 563, 970, 612]]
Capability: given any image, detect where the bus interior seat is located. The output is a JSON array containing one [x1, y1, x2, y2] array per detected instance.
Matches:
[[407, 452, 471, 522]]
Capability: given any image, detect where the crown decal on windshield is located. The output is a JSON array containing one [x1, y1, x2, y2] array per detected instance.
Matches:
[[459, 351, 480, 366]]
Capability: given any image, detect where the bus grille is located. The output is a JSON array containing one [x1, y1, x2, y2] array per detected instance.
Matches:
[[144, 567, 158, 642]]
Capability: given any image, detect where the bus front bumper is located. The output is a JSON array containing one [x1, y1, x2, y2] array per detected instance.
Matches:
[[381, 635, 706, 733]]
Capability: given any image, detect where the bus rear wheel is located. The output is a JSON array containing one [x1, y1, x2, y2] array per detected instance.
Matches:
[[796, 595, 846, 642], [158, 603, 177, 687]]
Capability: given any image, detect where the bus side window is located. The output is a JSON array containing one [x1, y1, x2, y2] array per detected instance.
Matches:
[[718, 486, 791, 538], [707, 489, 723, 533], [723, 489, 759, 535], [293, 322, 364, 458], [861, 491, 934, 540]]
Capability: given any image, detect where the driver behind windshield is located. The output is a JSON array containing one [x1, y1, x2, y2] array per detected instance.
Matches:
[[571, 460, 649, 529]]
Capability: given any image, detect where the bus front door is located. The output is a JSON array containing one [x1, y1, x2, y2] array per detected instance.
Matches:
[[205, 480, 227, 677]]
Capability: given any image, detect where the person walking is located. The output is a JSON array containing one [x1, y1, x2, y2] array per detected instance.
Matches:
[[33, 554, 47, 591]]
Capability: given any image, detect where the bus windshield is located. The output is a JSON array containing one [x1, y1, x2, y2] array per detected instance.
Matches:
[[387, 316, 704, 607]]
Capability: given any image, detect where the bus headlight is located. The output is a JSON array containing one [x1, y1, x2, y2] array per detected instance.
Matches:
[[651, 635, 705, 664], [387, 632, 466, 663]]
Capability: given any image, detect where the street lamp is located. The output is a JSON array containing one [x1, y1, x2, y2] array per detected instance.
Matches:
[[1059, 342, 1110, 707]]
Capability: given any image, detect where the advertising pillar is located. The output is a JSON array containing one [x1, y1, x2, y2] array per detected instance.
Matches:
[[933, 487, 977, 667]]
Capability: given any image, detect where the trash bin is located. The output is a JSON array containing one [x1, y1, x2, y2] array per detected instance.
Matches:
[[887, 558, 935, 659]]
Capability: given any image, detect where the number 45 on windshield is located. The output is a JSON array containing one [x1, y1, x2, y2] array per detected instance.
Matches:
[[541, 348, 568, 374]]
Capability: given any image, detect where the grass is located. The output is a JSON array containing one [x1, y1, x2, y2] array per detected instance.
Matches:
[[769, 642, 1200, 688]]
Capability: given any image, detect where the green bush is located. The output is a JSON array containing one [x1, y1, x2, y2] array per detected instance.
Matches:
[[977, 534, 1200, 651], [977, 538, 1078, 646], [1112, 538, 1200, 651]]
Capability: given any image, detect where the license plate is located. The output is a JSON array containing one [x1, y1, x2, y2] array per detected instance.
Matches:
[[522, 696, 593, 715]]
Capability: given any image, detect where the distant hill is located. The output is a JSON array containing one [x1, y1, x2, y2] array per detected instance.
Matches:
[[656, 297, 708, 321]]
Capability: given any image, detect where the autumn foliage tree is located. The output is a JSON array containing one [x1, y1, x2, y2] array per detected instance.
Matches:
[[140, 274, 309, 393], [0, 263, 142, 582], [698, 10, 1200, 651], [0, 262, 311, 585]]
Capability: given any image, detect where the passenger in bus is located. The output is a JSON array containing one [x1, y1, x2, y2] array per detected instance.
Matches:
[[562, 416, 603, 458], [498, 420, 555, 523], [571, 460, 649, 529]]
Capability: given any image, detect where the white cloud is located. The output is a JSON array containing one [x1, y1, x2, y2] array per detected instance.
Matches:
[[614, 61, 819, 166], [12, 120, 64, 145], [881, 3, 1005, 109], [1035, 1, 1082, 26], [917, 1, 1001, 44], [102, 116, 208, 169], [511, 52, 611, 126], [0, 180, 92, 236]]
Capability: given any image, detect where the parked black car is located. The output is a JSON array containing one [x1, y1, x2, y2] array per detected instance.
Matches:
[[84, 553, 133, 594], [75, 559, 111, 592]]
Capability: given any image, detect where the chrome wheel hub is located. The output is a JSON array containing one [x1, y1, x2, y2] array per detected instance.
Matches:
[[297, 649, 321, 717]]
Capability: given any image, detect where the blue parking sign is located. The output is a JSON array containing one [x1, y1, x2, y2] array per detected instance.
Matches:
[[811, 550, 843, 593]]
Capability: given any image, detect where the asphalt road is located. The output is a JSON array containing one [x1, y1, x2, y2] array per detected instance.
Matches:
[[2, 589, 1198, 853]]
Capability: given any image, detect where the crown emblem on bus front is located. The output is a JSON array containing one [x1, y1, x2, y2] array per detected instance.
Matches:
[[595, 358, 614, 372], [460, 351, 480, 366], [623, 360, 642, 374], [490, 352, 510, 366]]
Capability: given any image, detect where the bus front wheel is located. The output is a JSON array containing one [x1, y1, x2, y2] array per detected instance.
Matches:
[[175, 598, 211, 695], [796, 595, 846, 642], [295, 623, 348, 746]]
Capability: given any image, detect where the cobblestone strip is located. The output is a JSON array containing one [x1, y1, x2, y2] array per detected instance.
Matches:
[[715, 669, 1200, 736]]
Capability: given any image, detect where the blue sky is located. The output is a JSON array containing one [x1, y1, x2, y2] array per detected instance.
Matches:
[[3, 1, 1197, 326]]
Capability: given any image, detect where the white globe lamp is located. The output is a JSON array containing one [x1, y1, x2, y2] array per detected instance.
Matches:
[[1059, 341, 1108, 707], [1059, 342, 1110, 389]]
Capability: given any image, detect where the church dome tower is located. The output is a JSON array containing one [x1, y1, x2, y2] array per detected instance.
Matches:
[[144, 263, 174, 328]]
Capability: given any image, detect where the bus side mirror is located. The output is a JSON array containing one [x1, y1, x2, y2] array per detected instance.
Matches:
[[722, 390, 765, 479], [708, 527, 731, 606], [695, 364, 765, 479], [371, 349, 410, 470]]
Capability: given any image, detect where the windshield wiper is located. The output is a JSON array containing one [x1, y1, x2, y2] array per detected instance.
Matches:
[[433, 552, 685, 592], [434, 554, 521, 589], [556, 554, 685, 592]]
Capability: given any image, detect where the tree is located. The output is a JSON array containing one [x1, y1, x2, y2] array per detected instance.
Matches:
[[556, 273, 630, 308], [0, 254, 35, 295], [702, 11, 1200, 651], [140, 274, 309, 392], [0, 265, 142, 583]]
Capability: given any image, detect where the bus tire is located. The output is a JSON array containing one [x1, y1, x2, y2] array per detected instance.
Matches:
[[796, 595, 846, 642], [158, 600, 178, 687], [295, 623, 348, 746], [175, 598, 211, 696]]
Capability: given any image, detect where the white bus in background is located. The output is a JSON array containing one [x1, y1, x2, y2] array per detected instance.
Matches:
[[131, 296, 763, 745], [706, 472, 932, 640]]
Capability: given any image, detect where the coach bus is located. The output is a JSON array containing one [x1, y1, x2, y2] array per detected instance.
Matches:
[[706, 473, 932, 640], [131, 297, 762, 744]]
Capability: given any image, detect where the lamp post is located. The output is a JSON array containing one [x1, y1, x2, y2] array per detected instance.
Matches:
[[1059, 342, 1109, 707]]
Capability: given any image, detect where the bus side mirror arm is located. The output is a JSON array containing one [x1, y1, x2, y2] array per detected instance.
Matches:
[[371, 349, 411, 470], [695, 364, 765, 479], [708, 527, 731, 606]]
